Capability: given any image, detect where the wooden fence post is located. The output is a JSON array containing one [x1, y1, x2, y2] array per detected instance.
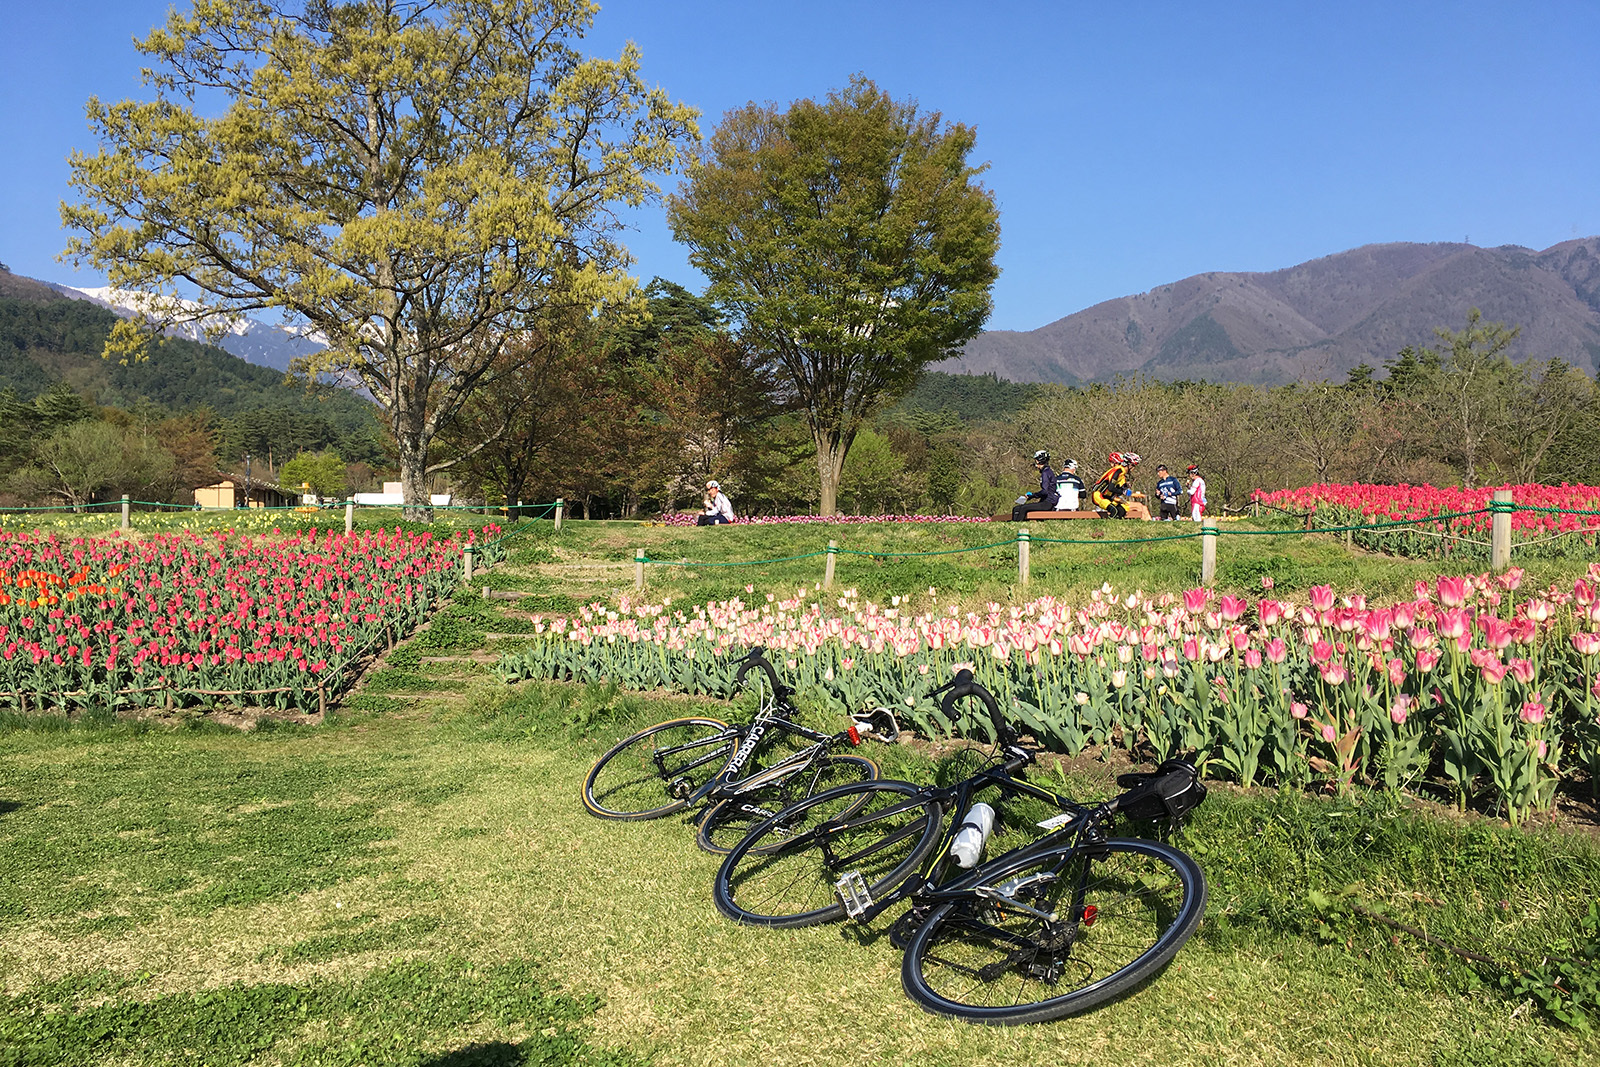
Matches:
[[121, 494, 130, 531], [1017, 527, 1030, 586], [635, 548, 646, 591], [824, 540, 837, 589], [1201, 518, 1219, 586], [345, 501, 354, 535], [1490, 489, 1514, 573], [463, 547, 474, 582], [554, 497, 564, 532]]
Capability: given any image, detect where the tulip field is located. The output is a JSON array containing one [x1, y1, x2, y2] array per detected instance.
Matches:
[[497, 565, 1600, 826], [1253, 482, 1600, 561], [0, 524, 498, 715]]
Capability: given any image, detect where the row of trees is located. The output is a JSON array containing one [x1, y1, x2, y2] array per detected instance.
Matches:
[[0, 383, 382, 510], [64, 3, 995, 521]]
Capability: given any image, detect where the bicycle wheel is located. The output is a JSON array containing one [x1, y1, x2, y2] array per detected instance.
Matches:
[[713, 780, 944, 928], [696, 754, 879, 855], [902, 838, 1206, 1025], [582, 718, 735, 820]]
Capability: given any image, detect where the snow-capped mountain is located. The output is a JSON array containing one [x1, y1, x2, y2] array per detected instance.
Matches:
[[58, 285, 329, 374]]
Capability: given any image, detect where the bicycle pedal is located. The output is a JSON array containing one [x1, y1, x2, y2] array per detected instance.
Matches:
[[834, 871, 873, 919]]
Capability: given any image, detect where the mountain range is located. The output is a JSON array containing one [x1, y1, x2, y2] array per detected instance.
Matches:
[[952, 238, 1600, 385]]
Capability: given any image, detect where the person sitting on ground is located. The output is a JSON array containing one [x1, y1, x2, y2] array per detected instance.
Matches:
[[1187, 465, 1207, 522], [1091, 452, 1140, 518], [697, 479, 736, 526], [1012, 449, 1059, 521], [1155, 464, 1182, 521], [1055, 460, 1086, 511]]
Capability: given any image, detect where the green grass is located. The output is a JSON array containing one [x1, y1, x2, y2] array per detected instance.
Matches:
[[512, 517, 1595, 614], [4, 675, 1600, 1066], [4, 517, 1600, 1065]]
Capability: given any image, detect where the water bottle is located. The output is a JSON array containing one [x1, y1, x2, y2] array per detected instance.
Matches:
[[948, 802, 995, 868]]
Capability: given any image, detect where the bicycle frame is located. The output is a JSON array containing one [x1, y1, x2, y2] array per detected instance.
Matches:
[[811, 750, 1097, 925], [644, 667, 859, 811]]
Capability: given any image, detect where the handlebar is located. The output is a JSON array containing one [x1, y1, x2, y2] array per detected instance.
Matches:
[[932, 669, 1013, 746], [734, 647, 791, 700]]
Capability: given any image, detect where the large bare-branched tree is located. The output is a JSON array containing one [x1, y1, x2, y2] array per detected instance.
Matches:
[[62, 0, 697, 519]]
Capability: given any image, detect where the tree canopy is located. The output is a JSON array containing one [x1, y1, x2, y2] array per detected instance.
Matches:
[[667, 76, 1000, 514], [62, 0, 697, 518]]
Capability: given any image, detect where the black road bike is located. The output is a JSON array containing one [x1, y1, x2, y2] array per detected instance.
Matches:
[[711, 670, 1209, 1024], [581, 647, 898, 854]]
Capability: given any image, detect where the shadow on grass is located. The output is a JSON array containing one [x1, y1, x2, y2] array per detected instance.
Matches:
[[420, 1042, 528, 1066], [0, 800, 20, 816]]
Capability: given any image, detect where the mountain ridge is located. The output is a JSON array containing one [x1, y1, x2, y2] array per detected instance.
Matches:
[[954, 238, 1600, 384]]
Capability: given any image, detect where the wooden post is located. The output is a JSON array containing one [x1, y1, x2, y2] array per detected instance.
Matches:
[[463, 547, 474, 582], [635, 548, 646, 591], [1201, 518, 1219, 586], [554, 497, 564, 532], [823, 540, 837, 589], [121, 494, 130, 530], [1304, 510, 1314, 532], [1017, 527, 1031, 586], [344, 501, 354, 535], [1252, 499, 1260, 519], [1490, 489, 1513, 573]]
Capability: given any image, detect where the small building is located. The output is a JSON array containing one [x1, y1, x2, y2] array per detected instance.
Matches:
[[194, 474, 296, 510]]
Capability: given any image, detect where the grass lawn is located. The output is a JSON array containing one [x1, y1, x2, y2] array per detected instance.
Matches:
[[3, 517, 1600, 1065]]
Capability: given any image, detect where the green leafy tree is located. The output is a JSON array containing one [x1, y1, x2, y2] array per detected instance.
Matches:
[[13, 420, 175, 510], [838, 428, 905, 515], [925, 443, 965, 514], [279, 450, 347, 499], [668, 76, 1000, 515], [62, 0, 697, 520]]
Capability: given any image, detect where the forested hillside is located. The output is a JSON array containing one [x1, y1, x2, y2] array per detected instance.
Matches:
[[0, 295, 386, 465]]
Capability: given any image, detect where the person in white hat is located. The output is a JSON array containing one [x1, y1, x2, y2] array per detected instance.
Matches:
[[697, 479, 736, 525]]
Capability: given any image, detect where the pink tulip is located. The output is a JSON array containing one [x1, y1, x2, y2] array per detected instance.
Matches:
[[1320, 723, 1338, 744], [1244, 648, 1263, 670], [1520, 700, 1546, 725], [1523, 599, 1554, 623], [1480, 658, 1509, 684], [1265, 637, 1288, 663], [1311, 640, 1335, 664], [1320, 662, 1348, 685], [1575, 579, 1596, 606], [1436, 610, 1471, 641], [1183, 588, 1209, 613], [1438, 576, 1472, 608], [1387, 658, 1405, 687], [1182, 637, 1199, 661], [1392, 603, 1415, 629], [1309, 585, 1335, 613], [1415, 648, 1442, 674], [1291, 701, 1308, 720], [1391, 694, 1413, 725], [1218, 595, 1247, 622], [1508, 658, 1535, 684], [1571, 632, 1600, 656], [1258, 599, 1284, 626]]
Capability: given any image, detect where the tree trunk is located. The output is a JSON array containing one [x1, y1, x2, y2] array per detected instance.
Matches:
[[815, 434, 847, 517], [394, 411, 434, 523]]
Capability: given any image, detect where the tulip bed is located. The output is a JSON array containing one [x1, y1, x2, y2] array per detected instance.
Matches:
[[1252, 482, 1600, 561], [0, 524, 498, 715], [655, 512, 996, 527], [496, 567, 1600, 825]]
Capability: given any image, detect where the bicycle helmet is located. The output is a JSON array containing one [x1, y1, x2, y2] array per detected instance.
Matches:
[[1033, 449, 1050, 464], [1124, 452, 1142, 466], [1108, 451, 1124, 465], [1063, 459, 1078, 473], [1186, 464, 1199, 476]]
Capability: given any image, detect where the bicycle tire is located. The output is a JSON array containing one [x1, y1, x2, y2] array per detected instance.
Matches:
[[581, 717, 735, 820], [901, 838, 1206, 1025], [695, 754, 879, 855], [713, 780, 944, 928]]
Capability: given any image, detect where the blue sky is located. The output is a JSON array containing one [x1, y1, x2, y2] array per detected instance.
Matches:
[[2, 0, 1597, 332]]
